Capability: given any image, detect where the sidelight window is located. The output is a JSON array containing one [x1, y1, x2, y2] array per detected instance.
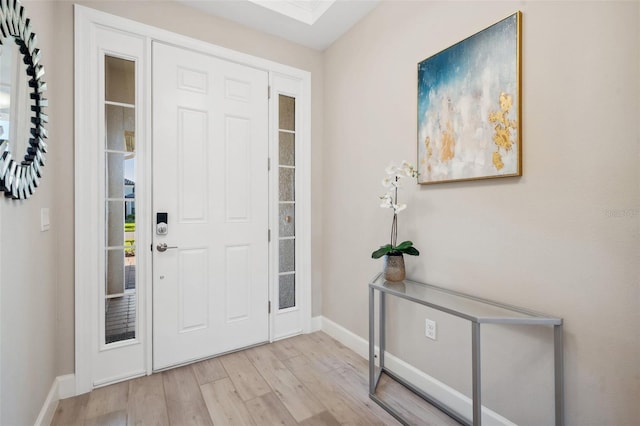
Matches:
[[104, 55, 137, 344], [278, 95, 296, 310]]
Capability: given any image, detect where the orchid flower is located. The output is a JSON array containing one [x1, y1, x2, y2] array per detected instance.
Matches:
[[385, 164, 398, 175], [379, 193, 393, 208], [372, 161, 420, 259], [393, 204, 406, 213]]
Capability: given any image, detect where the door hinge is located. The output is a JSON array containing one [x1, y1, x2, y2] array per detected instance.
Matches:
[[268, 85, 271, 99], [268, 301, 271, 314], [150, 244, 153, 252], [268, 157, 271, 171], [268, 229, 271, 242]]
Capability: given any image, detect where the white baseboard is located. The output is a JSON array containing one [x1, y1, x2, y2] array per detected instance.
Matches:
[[319, 316, 515, 426], [310, 315, 322, 332], [34, 374, 76, 426], [57, 374, 77, 400], [34, 380, 58, 426]]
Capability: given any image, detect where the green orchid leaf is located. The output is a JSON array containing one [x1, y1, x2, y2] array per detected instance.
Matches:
[[402, 246, 420, 256], [371, 244, 393, 259], [394, 240, 414, 250]]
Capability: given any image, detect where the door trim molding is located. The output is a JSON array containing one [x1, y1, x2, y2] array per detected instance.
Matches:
[[74, 5, 311, 395], [75, 7, 149, 394]]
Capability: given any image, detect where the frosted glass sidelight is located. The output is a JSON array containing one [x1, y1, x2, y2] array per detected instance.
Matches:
[[279, 131, 295, 166], [279, 274, 295, 309], [278, 94, 297, 311], [278, 95, 295, 131], [279, 203, 295, 237], [279, 239, 295, 273], [279, 167, 295, 202]]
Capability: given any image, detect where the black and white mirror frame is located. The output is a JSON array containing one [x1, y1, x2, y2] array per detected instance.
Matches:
[[0, 0, 47, 199]]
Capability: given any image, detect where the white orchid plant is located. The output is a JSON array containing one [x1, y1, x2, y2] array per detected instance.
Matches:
[[371, 161, 420, 259]]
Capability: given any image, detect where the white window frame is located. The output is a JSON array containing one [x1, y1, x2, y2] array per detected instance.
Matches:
[[75, 12, 149, 392]]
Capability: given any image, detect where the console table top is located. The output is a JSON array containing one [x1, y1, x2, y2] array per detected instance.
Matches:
[[369, 273, 562, 325]]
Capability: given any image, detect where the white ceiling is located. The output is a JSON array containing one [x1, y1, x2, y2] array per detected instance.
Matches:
[[177, 0, 381, 51]]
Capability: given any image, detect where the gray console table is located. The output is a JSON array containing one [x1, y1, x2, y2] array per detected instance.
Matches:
[[368, 273, 564, 426]]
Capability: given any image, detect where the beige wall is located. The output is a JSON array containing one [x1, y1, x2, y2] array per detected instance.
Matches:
[[0, 2, 59, 424], [323, 1, 639, 424]]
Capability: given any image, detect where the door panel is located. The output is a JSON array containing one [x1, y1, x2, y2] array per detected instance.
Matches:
[[225, 116, 251, 221], [152, 42, 269, 370], [226, 245, 251, 321], [178, 108, 208, 222], [178, 248, 209, 332]]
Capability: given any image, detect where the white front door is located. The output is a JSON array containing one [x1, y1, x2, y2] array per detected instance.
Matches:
[[152, 42, 269, 370]]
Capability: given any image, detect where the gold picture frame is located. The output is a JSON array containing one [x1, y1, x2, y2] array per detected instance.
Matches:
[[417, 12, 522, 184]]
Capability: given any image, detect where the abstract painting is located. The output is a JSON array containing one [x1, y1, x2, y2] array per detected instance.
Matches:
[[417, 12, 522, 184]]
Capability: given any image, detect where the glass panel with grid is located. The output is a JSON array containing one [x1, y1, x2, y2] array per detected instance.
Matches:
[[278, 95, 296, 310], [104, 55, 137, 344]]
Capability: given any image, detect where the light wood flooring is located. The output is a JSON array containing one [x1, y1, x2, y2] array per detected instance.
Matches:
[[51, 332, 459, 426]]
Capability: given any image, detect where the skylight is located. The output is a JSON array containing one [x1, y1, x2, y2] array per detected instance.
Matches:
[[247, 0, 336, 25]]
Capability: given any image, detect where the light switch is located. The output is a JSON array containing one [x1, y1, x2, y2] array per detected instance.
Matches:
[[41, 207, 50, 232]]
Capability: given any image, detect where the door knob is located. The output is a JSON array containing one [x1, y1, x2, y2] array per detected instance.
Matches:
[[156, 243, 177, 252]]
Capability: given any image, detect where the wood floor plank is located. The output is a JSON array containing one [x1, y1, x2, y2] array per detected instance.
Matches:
[[245, 344, 326, 422], [84, 409, 127, 426], [192, 357, 227, 385], [270, 335, 303, 360], [309, 332, 370, 373], [52, 393, 90, 426], [327, 365, 402, 424], [162, 366, 213, 426], [219, 350, 271, 402], [84, 382, 129, 420], [290, 333, 355, 373], [245, 392, 297, 426], [298, 410, 342, 426], [376, 373, 460, 426], [285, 334, 336, 373], [127, 374, 169, 426], [200, 377, 256, 426], [283, 354, 385, 425]]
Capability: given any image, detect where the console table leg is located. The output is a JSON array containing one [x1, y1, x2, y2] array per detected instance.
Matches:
[[554, 324, 564, 426], [380, 292, 386, 369], [369, 287, 375, 394], [472, 322, 482, 426]]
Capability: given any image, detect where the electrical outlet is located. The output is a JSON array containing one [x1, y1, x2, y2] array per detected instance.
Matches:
[[425, 318, 437, 340]]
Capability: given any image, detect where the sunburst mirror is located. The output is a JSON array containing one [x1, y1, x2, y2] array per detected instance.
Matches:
[[0, 0, 47, 199]]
